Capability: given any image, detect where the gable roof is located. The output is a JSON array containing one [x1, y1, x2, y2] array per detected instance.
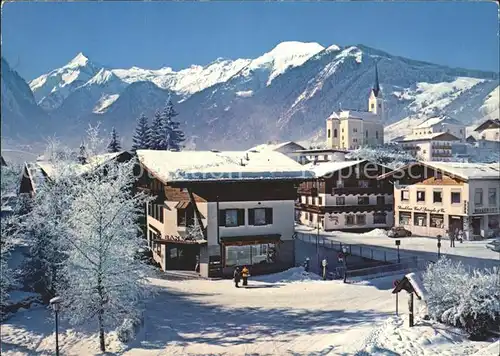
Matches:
[[248, 141, 306, 153], [395, 132, 460, 142], [137, 149, 313, 183], [304, 159, 367, 178], [378, 161, 500, 181], [474, 119, 500, 132], [416, 115, 463, 129]]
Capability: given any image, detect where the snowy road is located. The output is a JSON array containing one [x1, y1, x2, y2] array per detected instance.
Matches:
[[1, 271, 497, 355]]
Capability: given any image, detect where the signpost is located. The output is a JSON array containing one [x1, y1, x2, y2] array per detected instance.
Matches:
[[437, 235, 442, 259], [393, 279, 400, 316], [395, 239, 401, 263]]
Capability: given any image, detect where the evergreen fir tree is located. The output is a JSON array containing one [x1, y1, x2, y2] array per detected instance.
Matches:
[[77, 142, 87, 164], [161, 99, 185, 151], [149, 110, 165, 150], [131, 114, 151, 151], [107, 127, 122, 153]]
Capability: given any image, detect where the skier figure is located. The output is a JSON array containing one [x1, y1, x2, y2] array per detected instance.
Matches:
[[241, 266, 250, 286], [233, 267, 241, 288]]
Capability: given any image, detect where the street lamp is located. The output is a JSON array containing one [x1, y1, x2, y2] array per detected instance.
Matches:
[[50, 296, 63, 356], [395, 239, 401, 263], [437, 235, 442, 260], [342, 246, 349, 283]]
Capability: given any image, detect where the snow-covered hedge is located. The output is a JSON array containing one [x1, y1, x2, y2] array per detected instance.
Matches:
[[423, 258, 500, 339]]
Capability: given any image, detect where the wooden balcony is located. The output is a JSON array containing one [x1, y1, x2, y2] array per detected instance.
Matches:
[[297, 187, 318, 196], [331, 186, 393, 196]]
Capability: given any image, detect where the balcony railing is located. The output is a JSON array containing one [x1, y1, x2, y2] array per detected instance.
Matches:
[[331, 186, 393, 195], [297, 187, 318, 196]]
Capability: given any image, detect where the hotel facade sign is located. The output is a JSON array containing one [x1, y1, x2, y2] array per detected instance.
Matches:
[[397, 205, 445, 214]]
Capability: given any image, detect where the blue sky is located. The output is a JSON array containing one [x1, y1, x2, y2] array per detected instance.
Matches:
[[2, 2, 499, 81]]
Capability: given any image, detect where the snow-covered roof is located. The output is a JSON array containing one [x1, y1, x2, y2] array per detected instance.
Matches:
[[36, 151, 126, 179], [304, 160, 366, 178], [379, 161, 500, 181], [405, 272, 427, 301], [416, 116, 463, 129], [396, 132, 460, 142], [248, 141, 305, 153], [137, 149, 313, 182], [474, 119, 500, 132], [334, 110, 380, 122]]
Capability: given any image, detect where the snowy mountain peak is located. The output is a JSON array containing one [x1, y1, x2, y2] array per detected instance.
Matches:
[[66, 52, 90, 68]]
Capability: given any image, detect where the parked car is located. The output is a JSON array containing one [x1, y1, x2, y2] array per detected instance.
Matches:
[[387, 226, 412, 238], [486, 238, 500, 252]]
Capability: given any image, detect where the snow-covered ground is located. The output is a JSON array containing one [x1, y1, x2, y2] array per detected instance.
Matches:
[[1, 269, 497, 355], [296, 225, 500, 269]]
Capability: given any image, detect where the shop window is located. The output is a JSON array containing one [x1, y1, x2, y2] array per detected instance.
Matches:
[[373, 212, 386, 224], [225, 243, 277, 267], [451, 192, 461, 204], [474, 188, 483, 206], [358, 196, 369, 205], [430, 214, 444, 228], [219, 209, 245, 227], [356, 214, 366, 225], [433, 190, 443, 203], [488, 216, 499, 230], [336, 197, 345, 205], [414, 213, 427, 227], [399, 212, 411, 225], [401, 190, 410, 201], [346, 215, 355, 226], [488, 188, 497, 206], [416, 190, 426, 202]]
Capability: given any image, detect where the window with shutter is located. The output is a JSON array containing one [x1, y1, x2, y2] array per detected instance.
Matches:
[[237, 209, 245, 226], [218, 209, 226, 226], [265, 208, 273, 224]]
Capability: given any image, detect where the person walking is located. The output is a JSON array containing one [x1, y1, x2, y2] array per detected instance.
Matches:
[[450, 230, 456, 248], [321, 257, 328, 280], [241, 266, 250, 286], [458, 229, 464, 243], [233, 267, 241, 288]]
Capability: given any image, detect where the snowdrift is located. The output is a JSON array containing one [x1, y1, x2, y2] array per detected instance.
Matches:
[[252, 267, 322, 283]]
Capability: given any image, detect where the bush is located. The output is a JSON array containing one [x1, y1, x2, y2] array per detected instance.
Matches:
[[423, 258, 500, 340], [117, 315, 143, 343]]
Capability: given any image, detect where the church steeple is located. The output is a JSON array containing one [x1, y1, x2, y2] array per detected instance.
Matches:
[[372, 63, 381, 98]]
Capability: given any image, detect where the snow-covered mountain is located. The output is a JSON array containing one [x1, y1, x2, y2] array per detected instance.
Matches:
[[2, 42, 499, 149]]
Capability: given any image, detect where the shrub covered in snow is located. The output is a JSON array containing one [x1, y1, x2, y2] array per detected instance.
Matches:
[[423, 258, 500, 339], [116, 315, 143, 343]]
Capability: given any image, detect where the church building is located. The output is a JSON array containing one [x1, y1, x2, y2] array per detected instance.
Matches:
[[326, 65, 385, 150]]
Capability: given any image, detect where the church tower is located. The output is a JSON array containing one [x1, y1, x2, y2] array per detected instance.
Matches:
[[368, 64, 384, 121]]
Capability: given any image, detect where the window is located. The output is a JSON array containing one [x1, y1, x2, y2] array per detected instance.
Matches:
[[378, 104, 381, 108], [219, 209, 244, 227], [399, 212, 411, 225], [358, 196, 369, 205], [318, 196, 323, 205], [249, 208, 273, 226], [358, 180, 369, 188], [430, 214, 444, 228], [148, 203, 164, 223], [309, 213, 313, 222], [225, 243, 277, 267], [459, 129, 463, 134], [401, 190, 410, 201], [336, 180, 344, 188], [433, 190, 443, 203], [376, 131, 379, 139], [327, 129, 331, 138], [416, 190, 426, 202], [356, 214, 366, 225], [333, 129, 338, 138], [451, 192, 461, 204], [365, 130, 368, 138], [371, 103, 375, 109], [414, 213, 427, 227], [488, 188, 497, 206], [475, 188, 483, 206], [377, 196, 385, 205], [373, 212, 386, 224], [346, 215, 355, 226], [336, 197, 345, 205]]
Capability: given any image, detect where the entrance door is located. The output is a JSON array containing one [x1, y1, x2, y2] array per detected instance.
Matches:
[[166, 244, 199, 271], [448, 216, 464, 235], [471, 217, 481, 236]]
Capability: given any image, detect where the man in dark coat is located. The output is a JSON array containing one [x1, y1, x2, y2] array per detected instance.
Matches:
[[233, 267, 241, 288]]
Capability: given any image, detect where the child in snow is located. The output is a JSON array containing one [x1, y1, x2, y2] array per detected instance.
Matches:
[[241, 266, 250, 286], [233, 267, 241, 288]]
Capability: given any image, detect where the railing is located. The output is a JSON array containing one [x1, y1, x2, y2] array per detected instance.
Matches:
[[297, 187, 318, 196]]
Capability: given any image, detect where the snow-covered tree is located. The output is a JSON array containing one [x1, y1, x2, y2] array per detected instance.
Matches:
[[0, 215, 18, 308], [60, 158, 152, 352], [149, 110, 164, 150], [424, 258, 500, 339], [21, 147, 78, 302], [346, 144, 415, 169], [107, 127, 122, 153], [132, 114, 151, 151], [161, 99, 185, 151]]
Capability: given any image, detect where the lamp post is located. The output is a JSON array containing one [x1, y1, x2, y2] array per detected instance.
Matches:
[[395, 239, 401, 263], [316, 217, 320, 271], [342, 246, 349, 283], [50, 296, 63, 356], [437, 235, 442, 260]]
